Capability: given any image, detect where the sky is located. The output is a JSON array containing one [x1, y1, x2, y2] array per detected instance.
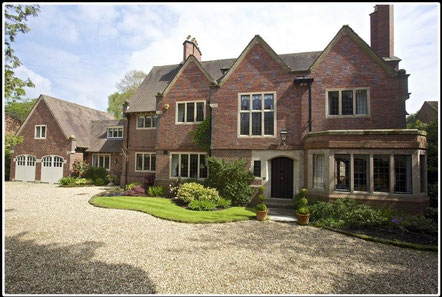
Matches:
[[5, 2, 440, 114]]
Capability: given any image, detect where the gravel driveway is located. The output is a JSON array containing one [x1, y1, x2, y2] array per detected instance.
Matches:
[[4, 182, 439, 294]]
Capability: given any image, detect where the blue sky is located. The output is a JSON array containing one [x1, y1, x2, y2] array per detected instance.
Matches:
[[7, 3, 440, 114]]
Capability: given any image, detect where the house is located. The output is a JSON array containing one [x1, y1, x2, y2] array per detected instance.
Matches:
[[416, 101, 438, 123], [122, 5, 428, 213], [9, 94, 120, 183]]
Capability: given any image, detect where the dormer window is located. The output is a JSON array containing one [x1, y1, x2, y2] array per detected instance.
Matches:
[[35, 125, 47, 139], [107, 126, 123, 138]]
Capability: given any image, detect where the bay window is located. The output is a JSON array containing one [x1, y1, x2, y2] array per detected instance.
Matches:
[[239, 92, 275, 137], [334, 154, 350, 191], [373, 155, 390, 192], [313, 154, 325, 189], [394, 155, 412, 194], [354, 154, 369, 192]]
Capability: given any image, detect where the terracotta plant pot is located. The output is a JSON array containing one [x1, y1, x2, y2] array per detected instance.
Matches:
[[256, 210, 268, 221], [296, 212, 310, 225]]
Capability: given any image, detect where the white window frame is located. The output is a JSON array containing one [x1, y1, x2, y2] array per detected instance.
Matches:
[[175, 101, 206, 125], [251, 158, 262, 180], [92, 153, 111, 170], [325, 88, 370, 118], [169, 152, 208, 179], [34, 125, 47, 139], [107, 126, 124, 139], [134, 152, 156, 172], [238, 91, 277, 138], [136, 113, 158, 130], [313, 154, 325, 189]]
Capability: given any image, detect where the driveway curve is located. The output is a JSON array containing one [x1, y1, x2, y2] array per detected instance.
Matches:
[[4, 182, 439, 294]]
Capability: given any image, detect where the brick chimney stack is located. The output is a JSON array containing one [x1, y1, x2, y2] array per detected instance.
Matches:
[[183, 36, 202, 62], [370, 5, 394, 59]]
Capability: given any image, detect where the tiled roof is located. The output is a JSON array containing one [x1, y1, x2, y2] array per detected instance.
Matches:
[[127, 51, 321, 113], [86, 119, 126, 153], [42, 95, 114, 148]]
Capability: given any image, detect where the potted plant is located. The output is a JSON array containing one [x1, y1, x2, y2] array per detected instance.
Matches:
[[295, 188, 310, 225], [255, 186, 268, 221]]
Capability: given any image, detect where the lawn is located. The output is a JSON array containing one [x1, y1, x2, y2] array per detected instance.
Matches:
[[89, 196, 256, 223]]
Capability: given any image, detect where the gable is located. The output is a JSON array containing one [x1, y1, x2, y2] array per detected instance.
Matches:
[[310, 26, 397, 77]]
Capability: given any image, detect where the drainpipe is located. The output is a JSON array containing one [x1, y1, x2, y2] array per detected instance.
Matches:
[[294, 77, 314, 132], [123, 102, 129, 185]]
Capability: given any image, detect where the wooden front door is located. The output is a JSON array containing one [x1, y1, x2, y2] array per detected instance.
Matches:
[[271, 157, 294, 199]]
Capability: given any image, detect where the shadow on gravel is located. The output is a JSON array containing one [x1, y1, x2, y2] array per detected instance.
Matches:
[[5, 232, 156, 294]]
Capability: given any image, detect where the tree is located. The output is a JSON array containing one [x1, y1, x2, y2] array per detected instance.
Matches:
[[5, 97, 37, 122], [4, 4, 40, 101], [107, 70, 147, 119], [5, 134, 24, 181], [190, 116, 211, 152]]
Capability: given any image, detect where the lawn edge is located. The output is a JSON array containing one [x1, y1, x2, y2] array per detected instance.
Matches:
[[318, 225, 438, 252]]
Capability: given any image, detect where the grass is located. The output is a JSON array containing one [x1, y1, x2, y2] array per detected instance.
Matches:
[[89, 196, 256, 224]]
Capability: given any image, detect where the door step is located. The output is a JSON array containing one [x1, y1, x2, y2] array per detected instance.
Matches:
[[265, 197, 294, 209], [268, 208, 297, 222]]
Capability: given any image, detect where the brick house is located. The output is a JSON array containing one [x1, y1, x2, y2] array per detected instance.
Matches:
[[10, 94, 121, 183], [122, 5, 428, 212], [416, 101, 438, 123]]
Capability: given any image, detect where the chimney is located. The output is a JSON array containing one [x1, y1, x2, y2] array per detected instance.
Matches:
[[183, 36, 202, 62], [370, 5, 394, 59]]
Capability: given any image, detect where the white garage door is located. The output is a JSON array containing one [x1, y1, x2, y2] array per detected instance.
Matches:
[[41, 155, 64, 183], [15, 155, 36, 182]]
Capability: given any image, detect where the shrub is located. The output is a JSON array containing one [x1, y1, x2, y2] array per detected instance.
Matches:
[[294, 188, 308, 209], [124, 185, 145, 196], [125, 182, 142, 190], [94, 178, 106, 186], [188, 200, 217, 211], [256, 203, 267, 212], [96, 188, 125, 197], [424, 207, 438, 223], [71, 159, 89, 177], [148, 186, 164, 197], [206, 157, 254, 206], [106, 173, 119, 185], [74, 178, 93, 186], [401, 214, 438, 235], [297, 207, 310, 215], [59, 176, 75, 186], [217, 198, 232, 209], [143, 174, 155, 191], [84, 166, 107, 181], [428, 183, 438, 208], [177, 182, 220, 204]]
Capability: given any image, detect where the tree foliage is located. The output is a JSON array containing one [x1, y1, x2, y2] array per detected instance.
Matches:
[[4, 4, 40, 101], [190, 116, 211, 151], [5, 97, 37, 122], [107, 70, 147, 119], [5, 134, 24, 181]]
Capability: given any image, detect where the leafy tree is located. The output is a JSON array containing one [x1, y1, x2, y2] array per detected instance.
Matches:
[[107, 70, 147, 119], [5, 134, 24, 180], [5, 97, 37, 122], [4, 4, 40, 101]]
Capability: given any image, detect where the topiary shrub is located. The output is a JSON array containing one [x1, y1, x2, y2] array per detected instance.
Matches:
[[124, 185, 145, 196], [256, 203, 268, 212], [206, 157, 254, 206], [297, 207, 310, 215], [148, 186, 165, 197], [177, 182, 220, 204], [188, 200, 217, 211]]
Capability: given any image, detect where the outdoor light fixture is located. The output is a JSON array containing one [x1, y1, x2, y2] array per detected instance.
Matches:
[[280, 128, 288, 145]]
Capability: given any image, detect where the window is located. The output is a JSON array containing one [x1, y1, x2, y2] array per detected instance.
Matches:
[[107, 126, 123, 138], [35, 125, 46, 139], [176, 101, 205, 124], [137, 114, 158, 129], [16, 155, 26, 166], [92, 154, 110, 170], [420, 155, 426, 193], [42, 156, 52, 167], [394, 155, 412, 194], [135, 153, 156, 172], [374, 155, 389, 192], [313, 154, 325, 189], [27, 155, 36, 166], [170, 153, 207, 179], [334, 154, 350, 191], [354, 155, 369, 192], [239, 92, 275, 137], [253, 160, 261, 178], [326, 89, 369, 117]]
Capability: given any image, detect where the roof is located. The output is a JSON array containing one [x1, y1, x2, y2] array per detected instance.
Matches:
[[127, 50, 321, 113], [41, 95, 114, 147], [86, 119, 126, 153], [425, 101, 438, 112]]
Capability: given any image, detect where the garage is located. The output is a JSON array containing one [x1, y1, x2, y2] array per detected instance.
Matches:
[[15, 155, 36, 182], [41, 155, 64, 183]]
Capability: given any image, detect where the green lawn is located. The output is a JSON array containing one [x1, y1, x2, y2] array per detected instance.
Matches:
[[89, 196, 256, 223]]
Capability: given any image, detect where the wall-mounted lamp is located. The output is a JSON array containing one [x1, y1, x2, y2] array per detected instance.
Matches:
[[164, 104, 170, 111], [280, 128, 288, 145]]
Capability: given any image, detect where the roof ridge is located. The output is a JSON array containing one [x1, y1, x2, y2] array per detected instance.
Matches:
[[41, 94, 113, 118]]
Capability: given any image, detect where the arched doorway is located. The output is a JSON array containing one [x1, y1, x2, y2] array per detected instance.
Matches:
[[271, 157, 294, 198]]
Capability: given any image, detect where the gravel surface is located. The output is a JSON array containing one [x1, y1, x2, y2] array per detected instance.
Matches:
[[4, 182, 439, 294]]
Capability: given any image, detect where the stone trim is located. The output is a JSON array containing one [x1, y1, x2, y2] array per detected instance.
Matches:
[[307, 129, 426, 137]]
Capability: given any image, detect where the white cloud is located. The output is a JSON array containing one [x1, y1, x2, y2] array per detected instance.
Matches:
[[14, 65, 53, 99]]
